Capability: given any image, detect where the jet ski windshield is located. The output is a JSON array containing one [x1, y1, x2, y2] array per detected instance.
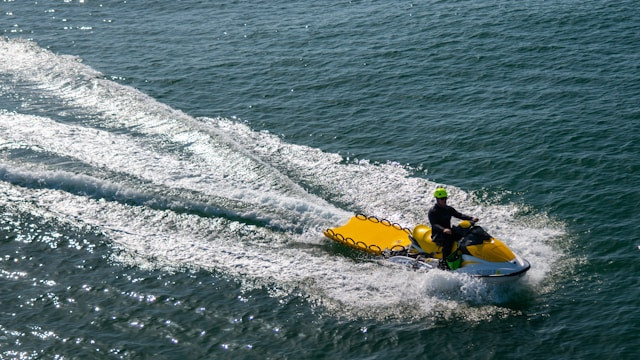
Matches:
[[457, 225, 492, 247]]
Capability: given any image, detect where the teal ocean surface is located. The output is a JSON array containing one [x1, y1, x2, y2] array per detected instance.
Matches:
[[1, 0, 639, 358]]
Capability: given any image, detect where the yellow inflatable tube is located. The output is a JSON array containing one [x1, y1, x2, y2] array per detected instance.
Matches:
[[323, 214, 411, 255]]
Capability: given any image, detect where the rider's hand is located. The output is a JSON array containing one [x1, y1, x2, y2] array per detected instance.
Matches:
[[443, 228, 452, 235], [472, 217, 479, 223]]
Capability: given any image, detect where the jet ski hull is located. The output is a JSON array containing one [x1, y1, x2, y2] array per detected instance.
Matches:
[[387, 254, 530, 282]]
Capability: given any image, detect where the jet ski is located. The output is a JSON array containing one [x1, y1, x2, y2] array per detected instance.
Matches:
[[324, 214, 530, 282]]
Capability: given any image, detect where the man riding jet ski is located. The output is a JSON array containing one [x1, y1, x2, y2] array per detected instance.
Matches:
[[400, 219, 530, 280], [428, 187, 478, 270], [323, 188, 531, 281], [388, 188, 530, 279]]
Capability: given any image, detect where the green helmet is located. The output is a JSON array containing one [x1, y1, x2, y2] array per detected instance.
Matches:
[[434, 187, 448, 199]]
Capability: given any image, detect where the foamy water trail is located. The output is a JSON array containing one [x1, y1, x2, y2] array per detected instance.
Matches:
[[0, 38, 564, 320]]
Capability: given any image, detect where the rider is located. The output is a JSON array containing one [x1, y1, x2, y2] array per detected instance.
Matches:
[[428, 187, 478, 269]]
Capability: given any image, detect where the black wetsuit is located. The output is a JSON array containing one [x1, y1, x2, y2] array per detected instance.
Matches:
[[428, 203, 474, 262]]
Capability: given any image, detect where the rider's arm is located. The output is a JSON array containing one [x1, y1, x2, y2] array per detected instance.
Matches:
[[428, 208, 446, 234], [450, 207, 476, 222]]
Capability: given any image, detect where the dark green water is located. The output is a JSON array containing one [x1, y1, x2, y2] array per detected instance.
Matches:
[[1, 0, 639, 358]]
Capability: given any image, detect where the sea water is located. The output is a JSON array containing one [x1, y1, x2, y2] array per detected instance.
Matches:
[[1, 1, 639, 358]]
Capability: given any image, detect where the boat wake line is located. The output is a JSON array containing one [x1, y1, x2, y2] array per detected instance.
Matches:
[[0, 38, 566, 320]]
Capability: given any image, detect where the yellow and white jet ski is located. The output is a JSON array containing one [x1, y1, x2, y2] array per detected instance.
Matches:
[[324, 214, 530, 282]]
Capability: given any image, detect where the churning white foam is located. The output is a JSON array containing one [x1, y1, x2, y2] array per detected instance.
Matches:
[[0, 38, 564, 320]]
